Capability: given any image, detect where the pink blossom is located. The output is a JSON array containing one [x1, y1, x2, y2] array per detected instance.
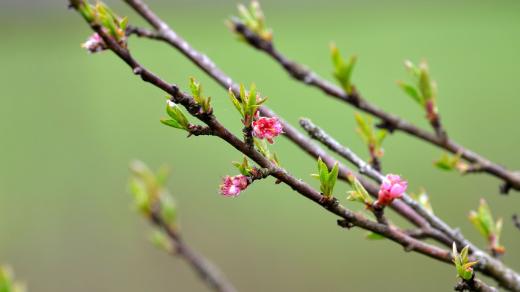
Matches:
[[219, 175, 249, 197], [376, 174, 407, 206], [252, 117, 283, 143], [81, 33, 106, 53]]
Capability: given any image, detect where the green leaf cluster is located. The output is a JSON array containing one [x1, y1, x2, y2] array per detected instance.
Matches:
[[330, 43, 357, 94], [346, 176, 373, 205], [161, 100, 190, 131], [228, 84, 267, 126], [469, 199, 504, 254], [312, 158, 339, 198], [232, 157, 254, 176], [236, 1, 272, 41], [398, 60, 437, 107], [452, 244, 478, 281], [354, 113, 386, 158], [129, 161, 177, 228], [80, 1, 127, 42], [434, 152, 462, 171], [150, 230, 173, 253], [189, 77, 212, 113], [254, 138, 280, 166]]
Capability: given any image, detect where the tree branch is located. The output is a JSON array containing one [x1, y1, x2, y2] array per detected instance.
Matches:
[[298, 118, 520, 291], [69, 0, 454, 268], [121, 0, 431, 232], [229, 20, 520, 194], [69, 1, 520, 290]]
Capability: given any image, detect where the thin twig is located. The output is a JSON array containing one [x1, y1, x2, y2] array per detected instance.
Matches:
[[229, 20, 520, 193]]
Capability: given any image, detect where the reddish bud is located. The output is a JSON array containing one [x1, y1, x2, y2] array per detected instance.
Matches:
[[376, 174, 407, 206]]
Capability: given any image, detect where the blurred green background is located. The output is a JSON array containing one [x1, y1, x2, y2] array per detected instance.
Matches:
[[1, 0, 520, 291]]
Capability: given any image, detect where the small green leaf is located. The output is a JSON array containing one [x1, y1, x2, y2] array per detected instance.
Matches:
[[365, 232, 385, 240], [189, 77, 201, 99], [239, 84, 246, 103], [248, 83, 257, 109], [477, 199, 494, 234], [469, 211, 487, 238], [129, 178, 150, 215], [119, 16, 128, 31], [398, 81, 424, 105], [418, 62, 434, 101], [317, 158, 329, 194], [228, 89, 244, 117], [347, 176, 373, 205], [460, 245, 469, 263], [468, 199, 505, 254], [328, 162, 339, 194], [237, 3, 255, 26], [233, 157, 252, 175], [160, 192, 177, 227], [234, 1, 272, 41], [160, 119, 185, 130], [78, 1, 94, 22], [150, 230, 173, 253], [434, 153, 458, 171], [330, 44, 356, 94], [399, 60, 438, 110]]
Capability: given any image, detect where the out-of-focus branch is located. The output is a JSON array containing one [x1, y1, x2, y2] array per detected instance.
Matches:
[[150, 209, 238, 292], [129, 161, 237, 292], [229, 19, 520, 194]]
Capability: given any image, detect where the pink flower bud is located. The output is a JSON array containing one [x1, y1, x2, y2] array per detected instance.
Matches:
[[252, 116, 283, 143], [219, 175, 249, 197], [81, 33, 106, 53], [376, 174, 407, 206]]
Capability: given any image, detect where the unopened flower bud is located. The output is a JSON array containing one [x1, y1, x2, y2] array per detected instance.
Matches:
[[376, 174, 407, 206]]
